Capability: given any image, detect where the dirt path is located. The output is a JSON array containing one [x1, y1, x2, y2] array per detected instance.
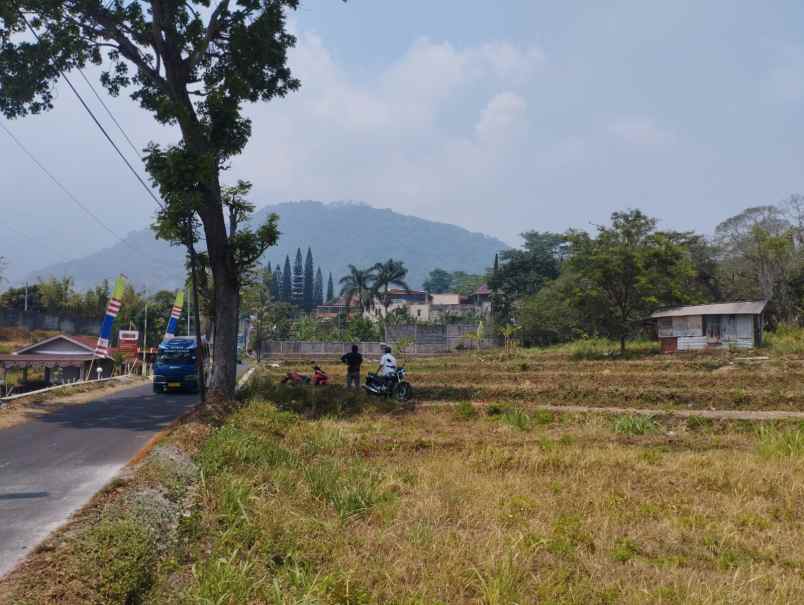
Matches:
[[420, 401, 804, 421]]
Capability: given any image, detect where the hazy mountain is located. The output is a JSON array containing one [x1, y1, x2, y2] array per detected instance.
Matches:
[[26, 201, 507, 292]]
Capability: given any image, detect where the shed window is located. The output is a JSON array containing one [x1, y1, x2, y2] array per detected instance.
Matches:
[[658, 317, 672, 335]]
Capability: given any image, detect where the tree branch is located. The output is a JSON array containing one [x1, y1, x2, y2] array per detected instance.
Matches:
[[185, 0, 230, 71]]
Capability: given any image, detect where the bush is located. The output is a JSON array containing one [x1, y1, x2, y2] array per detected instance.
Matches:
[[80, 517, 158, 603], [756, 424, 804, 458], [613, 415, 660, 436], [765, 325, 804, 354], [453, 401, 479, 420], [501, 407, 532, 432]]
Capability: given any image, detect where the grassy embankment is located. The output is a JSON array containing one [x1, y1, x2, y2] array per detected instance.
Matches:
[[2, 345, 804, 604]]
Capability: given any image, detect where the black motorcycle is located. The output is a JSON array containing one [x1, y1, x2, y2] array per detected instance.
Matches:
[[363, 368, 412, 401]]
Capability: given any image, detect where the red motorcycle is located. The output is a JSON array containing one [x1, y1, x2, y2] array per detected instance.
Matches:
[[281, 365, 329, 386]]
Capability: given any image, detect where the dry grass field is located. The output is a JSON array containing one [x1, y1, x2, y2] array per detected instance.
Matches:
[[141, 348, 803, 604], [3, 347, 803, 604]]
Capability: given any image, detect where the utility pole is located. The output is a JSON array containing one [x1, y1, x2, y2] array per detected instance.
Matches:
[[23, 282, 28, 312], [142, 301, 148, 376]]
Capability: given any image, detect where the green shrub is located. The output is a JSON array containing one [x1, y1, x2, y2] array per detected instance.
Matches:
[[453, 401, 479, 420], [613, 415, 660, 436], [80, 517, 157, 604], [501, 407, 532, 432], [304, 461, 388, 520], [190, 549, 267, 604], [756, 424, 804, 458], [765, 325, 804, 354]]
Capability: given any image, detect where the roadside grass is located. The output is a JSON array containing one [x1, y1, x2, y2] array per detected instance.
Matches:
[[133, 372, 804, 604]]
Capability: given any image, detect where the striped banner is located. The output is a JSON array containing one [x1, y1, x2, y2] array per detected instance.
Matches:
[[164, 290, 185, 340], [95, 275, 127, 358]]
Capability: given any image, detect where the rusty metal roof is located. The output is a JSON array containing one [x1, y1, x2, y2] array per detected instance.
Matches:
[[650, 301, 767, 318]]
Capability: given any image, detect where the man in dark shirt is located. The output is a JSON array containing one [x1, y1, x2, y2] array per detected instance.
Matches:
[[341, 344, 363, 388]]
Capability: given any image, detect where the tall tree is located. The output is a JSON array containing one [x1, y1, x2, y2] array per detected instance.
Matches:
[[303, 247, 314, 312], [565, 210, 695, 353], [271, 266, 281, 301], [281, 256, 292, 304], [339, 265, 376, 314], [372, 259, 410, 317], [314, 267, 324, 307], [0, 1, 306, 397], [423, 269, 453, 294], [488, 232, 566, 324], [292, 248, 304, 307], [327, 273, 335, 303]]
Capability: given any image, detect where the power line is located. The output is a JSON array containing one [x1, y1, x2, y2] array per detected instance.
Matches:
[[20, 14, 164, 211], [0, 119, 133, 245], [76, 67, 142, 160]]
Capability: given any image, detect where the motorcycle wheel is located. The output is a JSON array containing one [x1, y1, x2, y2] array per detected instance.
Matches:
[[392, 381, 412, 401]]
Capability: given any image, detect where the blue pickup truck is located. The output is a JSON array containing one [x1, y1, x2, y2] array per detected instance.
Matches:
[[153, 337, 201, 393]]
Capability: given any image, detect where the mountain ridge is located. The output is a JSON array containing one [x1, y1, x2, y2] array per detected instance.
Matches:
[[25, 201, 508, 292]]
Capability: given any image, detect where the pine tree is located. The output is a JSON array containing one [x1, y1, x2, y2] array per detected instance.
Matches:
[[303, 247, 314, 312], [327, 273, 334, 303], [271, 266, 281, 300], [314, 267, 324, 307], [281, 255, 292, 303], [292, 248, 304, 307]]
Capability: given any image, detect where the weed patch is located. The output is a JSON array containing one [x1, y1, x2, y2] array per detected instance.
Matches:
[[612, 414, 660, 435]]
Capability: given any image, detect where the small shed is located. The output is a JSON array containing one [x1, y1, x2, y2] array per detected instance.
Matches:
[[650, 301, 767, 353], [0, 334, 114, 385]]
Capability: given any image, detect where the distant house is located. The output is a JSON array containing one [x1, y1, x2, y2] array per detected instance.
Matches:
[[650, 301, 767, 353], [0, 334, 114, 385]]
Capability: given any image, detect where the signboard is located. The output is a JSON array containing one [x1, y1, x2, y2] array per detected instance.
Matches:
[[118, 330, 139, 359]]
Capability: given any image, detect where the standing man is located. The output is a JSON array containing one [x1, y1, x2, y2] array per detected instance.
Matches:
[[341, 344, 363, 389]]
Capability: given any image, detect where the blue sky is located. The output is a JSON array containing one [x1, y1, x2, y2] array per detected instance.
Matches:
[[2, 0, 804, 284]]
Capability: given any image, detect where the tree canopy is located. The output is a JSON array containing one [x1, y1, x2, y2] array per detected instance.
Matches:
[[0, 0, 311, 396]]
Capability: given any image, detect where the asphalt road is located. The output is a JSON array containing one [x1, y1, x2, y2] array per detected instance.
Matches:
[[0, 383, 200, 578]]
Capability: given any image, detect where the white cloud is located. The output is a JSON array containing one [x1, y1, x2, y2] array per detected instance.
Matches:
[[475, 92, 527, 142], [608, 116, 675, 146], [234, 32, 544, 235]]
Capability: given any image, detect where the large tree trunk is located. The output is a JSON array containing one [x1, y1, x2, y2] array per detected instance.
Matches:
[[198, 184, 239, 399]]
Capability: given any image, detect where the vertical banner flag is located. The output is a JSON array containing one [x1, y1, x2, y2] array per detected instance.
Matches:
[[164, 290, 185, 340], [95, 274, 127, 358]]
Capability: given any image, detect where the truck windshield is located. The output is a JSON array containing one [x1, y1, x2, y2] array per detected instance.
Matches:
[[157, 351, 196, 365]]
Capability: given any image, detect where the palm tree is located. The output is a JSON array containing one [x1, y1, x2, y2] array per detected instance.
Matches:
[[339, 265, 376, 314], [372, 259, 410, 318]]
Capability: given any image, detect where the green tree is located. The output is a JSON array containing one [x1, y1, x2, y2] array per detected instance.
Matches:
[[37, 276, 75, 314], [314, 267, 324, 307], [451, 271, 485, 296], [566, 210, 696, 354], [292, 248, 304, 307], [303, 247, 314, 312], [271, 266, 281, 301], [0, 1, 308, 398], [326, 273, 335, 303], [281, 256, 292, 303], [488, 232, 565, 324], [372, 259, 409, 317], [339, 265, 376, 314], [423, 269, 453, 293]]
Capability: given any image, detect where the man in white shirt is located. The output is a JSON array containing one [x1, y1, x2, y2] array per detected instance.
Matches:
[[378, 346, 397, 378]]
